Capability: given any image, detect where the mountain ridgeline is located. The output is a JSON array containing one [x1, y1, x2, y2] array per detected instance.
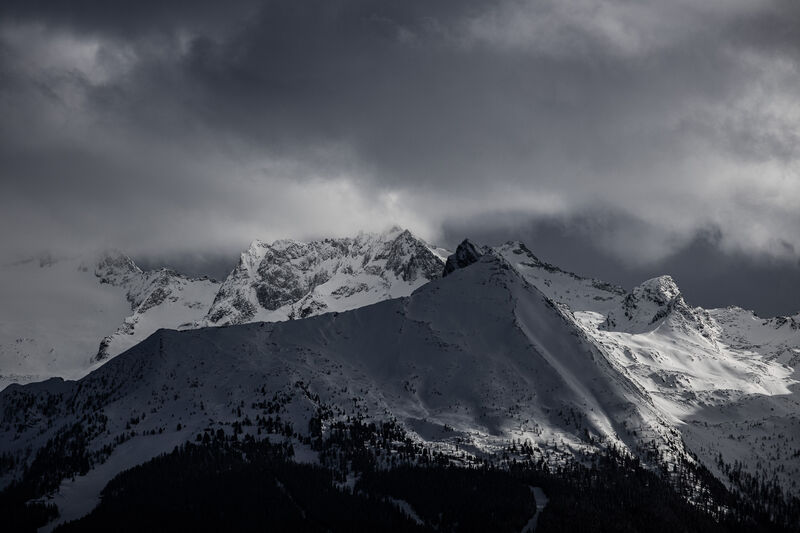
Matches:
[[0, 227, 447, 388], [1, 233, 799, 531]]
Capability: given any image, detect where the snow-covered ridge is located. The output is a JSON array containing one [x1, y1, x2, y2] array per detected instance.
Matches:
[[0, 247, 685, 526], [93, 263, 221, 363], [0, 228, 447, 388], [1, 236, 799, 527], [493, 240, 627, 315], [442, 239, 487, 276], [489, 242, 799, 499]]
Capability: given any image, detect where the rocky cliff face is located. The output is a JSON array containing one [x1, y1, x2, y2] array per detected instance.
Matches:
[[442, 239, 486, 276], [205, 228, 445, 325], [93, 263, 220, 363]]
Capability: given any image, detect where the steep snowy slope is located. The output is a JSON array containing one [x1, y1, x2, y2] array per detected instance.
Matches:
[[93, 262, 220, 363], [574, 274, 793, 417], [492, 240, 795, 413], [710, 306, 800, 367], [494, 241, 627, 315], [494, 242, 799, 498], [204, 228, 445, 325], [0, 248, 680, 526]]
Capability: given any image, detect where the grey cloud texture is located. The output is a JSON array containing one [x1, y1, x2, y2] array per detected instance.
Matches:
[[1, 0, 800, 275]]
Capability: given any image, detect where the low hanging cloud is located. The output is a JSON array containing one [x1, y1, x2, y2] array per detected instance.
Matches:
[[1, 0, 800, 267]]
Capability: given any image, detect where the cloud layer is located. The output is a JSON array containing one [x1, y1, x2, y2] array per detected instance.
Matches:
[[2, 0, 800, 271]]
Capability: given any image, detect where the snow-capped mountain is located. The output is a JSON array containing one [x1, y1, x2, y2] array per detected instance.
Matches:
[[92, 256, 220, 363], [492, 241, 799, 500], [1, 236, 799, 528], [0, 228, 446, 389], [601, 274, 720, 339], [0, 246, 684, 526], [204, 227, 445, 325]]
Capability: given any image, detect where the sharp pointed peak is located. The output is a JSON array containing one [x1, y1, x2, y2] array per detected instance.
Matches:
[[443, 239, 491, 277], [633, 275, 682, 304]]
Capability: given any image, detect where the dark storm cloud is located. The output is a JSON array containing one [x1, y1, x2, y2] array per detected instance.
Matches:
[[0, 0, 259, 37], [1, 0, 799, 311]]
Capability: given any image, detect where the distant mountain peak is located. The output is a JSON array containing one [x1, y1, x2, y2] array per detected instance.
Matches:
[[602, 274, 721, 339], [206, 228, 445, 325], [633, 275, 682, 305], [94, 250, 142, 286]]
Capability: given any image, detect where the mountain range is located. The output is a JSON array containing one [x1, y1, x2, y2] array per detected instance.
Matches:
[[0, 227, 446, 389], [1, 229, 799, 530]]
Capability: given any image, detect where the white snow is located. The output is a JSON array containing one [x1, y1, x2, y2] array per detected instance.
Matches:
[[0, 256, 132, 388], [495, 242, 800, 497], [521, 486, 549, 533], [387, 497, 424, 526]]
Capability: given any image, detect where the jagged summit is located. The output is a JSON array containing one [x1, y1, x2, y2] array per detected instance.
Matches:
[[634, 275, 682, 303], [205, 228, 445, 325], [602, 275, 686, 333], [99, 228, 448, 358], [601, 274, 720, 340], [94, 250, 142, 286], [0, 230, 449, 387], [442, 239, 487, 276]]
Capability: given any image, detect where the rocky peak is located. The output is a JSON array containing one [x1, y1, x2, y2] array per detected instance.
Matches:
[[764, 314, 800, 331], [205, 228, 445, 325], [377, 229, 443, 282], [631, 275, 682, 306], [238, 240, 271, 275], [602, 275, 686, 331], [443, 239, 487, 277], [94, 251, 142, 287], [603, 275, 719, 339]]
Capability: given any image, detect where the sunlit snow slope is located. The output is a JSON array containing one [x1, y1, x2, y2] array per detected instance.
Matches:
[[495, 240, 800, 498]]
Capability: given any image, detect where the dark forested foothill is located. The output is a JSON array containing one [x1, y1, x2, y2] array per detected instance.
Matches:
[[29, 427, 794, 533]]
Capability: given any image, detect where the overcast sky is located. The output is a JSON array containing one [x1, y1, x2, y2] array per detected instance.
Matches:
[[1, 1, 799, 314]]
